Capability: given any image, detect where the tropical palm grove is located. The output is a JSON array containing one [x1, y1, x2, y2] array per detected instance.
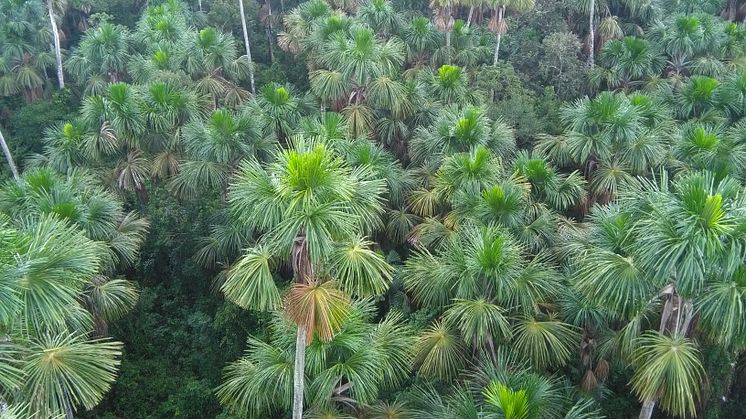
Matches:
[[4, 0, 746, 418]]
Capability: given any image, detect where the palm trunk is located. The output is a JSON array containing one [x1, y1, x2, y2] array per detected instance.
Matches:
[[265, 0, 275, 63], [291, 233, 313, 419], [446, 5, 452, 63], [47, 0, 65, 89], [238, 0, 256, 94], [62, 380, 74, 419], [639, 399, 656, 419], [198, 0, 203, 11], [466, 6, 474, 26], [726, 0, 737, 21], [0, 128, 19, 180], [292, 324, 306, 419], [588, 0, 595, 65], [492, 6, 504, 66]]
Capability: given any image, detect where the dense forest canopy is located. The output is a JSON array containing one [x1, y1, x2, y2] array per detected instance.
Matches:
[[3, 0, 746, 418]]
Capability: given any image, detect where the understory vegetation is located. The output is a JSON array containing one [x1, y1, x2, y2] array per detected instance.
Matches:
[[3, 0, 746, 418]]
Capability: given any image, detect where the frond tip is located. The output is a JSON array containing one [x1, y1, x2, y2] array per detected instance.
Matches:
[[222, 246, 280, 311]]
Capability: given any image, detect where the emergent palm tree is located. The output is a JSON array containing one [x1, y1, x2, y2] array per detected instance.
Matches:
[[222, 135, 393, 418]]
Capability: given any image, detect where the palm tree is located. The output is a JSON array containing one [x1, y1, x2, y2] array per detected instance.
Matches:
[[36, 121, 88, 173], [0, 214, 129, 418], [420, 65, 479, 106], [222, 135, 393, 418], [277, 0, 333, 56], [358, 0, 403, 36], [594, 37, 665, 90], [402, 16, 439, 66], [0, 169, 146, 414], [238, 0, 256, 93], [512, 150, 587, 212], [171, 106, 267, 198], [404, 224, 573, 371], [565, 170, 746, 418], [410, 105, 515, 165], [488, 0, 535, 66], [0, 0, 54, 101], [313, 24, 405, 135], [550, 91, 674, 207], [0, 167, 149, 273], [250, 83, 311, 141], [66, 22, 131, 89]]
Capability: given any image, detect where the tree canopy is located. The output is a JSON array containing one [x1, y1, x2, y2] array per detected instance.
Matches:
[[3, 0, 746, 418]]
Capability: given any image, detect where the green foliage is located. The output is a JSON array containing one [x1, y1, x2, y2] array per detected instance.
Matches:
[[4, 0, 746, 418]]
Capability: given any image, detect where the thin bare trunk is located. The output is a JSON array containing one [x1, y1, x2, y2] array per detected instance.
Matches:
[[446, 5, 452, 63], [493, 6, 504, 66], [266, 0, 275, 63], [48, 0, 65, 89], [639, 399, 655, 419], [588, 0, 595, 65], [681, 301, 694, 335], [62, 381, 74, 419], [198, 0, 203, 11], [493, 32, 502, 65], [238, 0, 256, 94], [293, 324, 306, 419], [446, 31, 451, 62], [291, 233, 312, 419], [0, 128, 19, 180], [726, 0, 737, 21], [486, 334, 497, 360], [467, 6, 474, 26]]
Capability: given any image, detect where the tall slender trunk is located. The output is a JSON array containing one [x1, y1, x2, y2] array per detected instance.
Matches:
[[588, 0, 595, 65], [265, 0, 275, 63], [492, 6, 504, 66], [0, 128, 19, 180], [467, 6, 474, 26], [47, 0, 65, 89], [198, 0, 203, 12], [726, 0, 737, 21], [62, 381, 74, 419], [446, 30, 451, 62], [639, 400, 656, 419], [238, 0, 256, 94], [445, 5, 452, 63], [291, 234, 312, 419], [293, 324, 306, 419]]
